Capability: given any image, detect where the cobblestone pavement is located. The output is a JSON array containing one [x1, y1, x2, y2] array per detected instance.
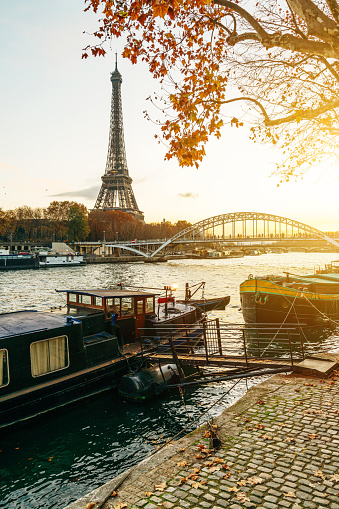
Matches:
[[102, 373, 339, 509]]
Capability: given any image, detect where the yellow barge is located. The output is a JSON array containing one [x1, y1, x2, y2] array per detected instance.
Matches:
[[240, 264, 339, 325]]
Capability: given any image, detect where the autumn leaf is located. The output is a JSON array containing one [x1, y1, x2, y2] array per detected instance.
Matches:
[[236, 491, 250, 503], [209, 466, 220, 473], [228, 486, 239, 492], [247, 476, 264, 485], [85, 504, 95, 509], [145, 492, 154, 496], [178, 448, 185, 452], [195, 454, 203, 459], [313, 470, 326, 480], [257, 399, 264, 405], [177, 461, 188, 467], [111, 491, 118, 497], [155, 482, 166, 491], [237, 479, 247, 486], [329, 474, 339, 482], [284, 491, 296, 498], [198, 444, 205, 449], [285, 437, 295, 443], [308, 433, 317, 439], [223, 473, 230, 479]]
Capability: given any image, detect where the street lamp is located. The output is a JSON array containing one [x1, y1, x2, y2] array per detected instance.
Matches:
[[116, 232, 118, 242], [103, 230, 106, 242]]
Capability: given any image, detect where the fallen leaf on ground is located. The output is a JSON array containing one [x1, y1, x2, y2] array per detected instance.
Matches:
[[223, 473, 230, 479], [178, 448, 185, 452], [198, 444, 205, 449], [236, 492, 250, 503], [111, 491, 118, 497], [257, 399, 264, 405], [330, 474, 339, 482], [85, 504, 95, 509], [214, 458, 223, 464], [193, 467, 201, 473], [313, 470, 326, 480], [284, 491, 296, 498], [155, 482, 166, 491], [308, 434, 317, 439], [257, 424, 265, 429], [177, 461, 188, 467], [237, 479, 247, 486], [195, 454, 203, 459], [261, 434, 272, 440], [209, 466, 220, 473], [222, 464, 230, 470], [145, 492, 154, 497], [285, 437, 295, 443], [247, 476, 264, 485], [228, 486, 239, 492]]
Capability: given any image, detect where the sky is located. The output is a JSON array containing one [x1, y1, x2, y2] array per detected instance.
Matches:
[[0, 0, 338, 230]]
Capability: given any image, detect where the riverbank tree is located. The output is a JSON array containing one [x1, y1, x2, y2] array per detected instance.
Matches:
[[84, 0, 339, 182], [0, 203, 191, 243]]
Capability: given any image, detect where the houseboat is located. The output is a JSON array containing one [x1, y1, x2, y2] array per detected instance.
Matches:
[[0, 287, 199, 430], [0, 249, 39, 270], [240, 262, 339, 325], [38, 251, 85, 267]]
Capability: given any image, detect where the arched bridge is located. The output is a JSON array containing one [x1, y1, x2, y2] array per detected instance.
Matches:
[[105, 212, 339, 258]]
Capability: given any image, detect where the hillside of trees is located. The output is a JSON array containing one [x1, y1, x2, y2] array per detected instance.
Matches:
[[0, 201, 191, 243]]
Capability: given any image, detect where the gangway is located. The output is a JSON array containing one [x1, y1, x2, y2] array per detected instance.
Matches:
[[138, 319, 337, 386]]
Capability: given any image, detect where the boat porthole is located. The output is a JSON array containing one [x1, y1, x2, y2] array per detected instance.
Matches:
[[282, 301, 289, 309]]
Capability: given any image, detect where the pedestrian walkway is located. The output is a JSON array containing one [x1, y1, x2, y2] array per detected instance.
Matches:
[[66, 368, 339, 509]]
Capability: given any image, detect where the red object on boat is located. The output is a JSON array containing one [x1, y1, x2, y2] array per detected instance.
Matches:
[[158, 297, 174, 304]]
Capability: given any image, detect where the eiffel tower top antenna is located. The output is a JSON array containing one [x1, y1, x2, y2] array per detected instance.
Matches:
[[93, 58, 144, 221]]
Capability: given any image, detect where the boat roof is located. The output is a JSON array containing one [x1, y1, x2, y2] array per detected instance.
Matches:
[[0, 311, 70, 339], [292, 275, 339, 285], [57, 289, 157, 298]]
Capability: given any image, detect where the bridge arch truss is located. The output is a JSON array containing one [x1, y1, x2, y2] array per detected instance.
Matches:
[[106, 212, 339, 258]]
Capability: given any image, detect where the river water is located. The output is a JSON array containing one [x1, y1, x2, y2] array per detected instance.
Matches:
[[1, 253, 339, 508]]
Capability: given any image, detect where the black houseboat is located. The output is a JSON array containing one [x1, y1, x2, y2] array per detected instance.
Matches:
[[0, 288, 198, 430]]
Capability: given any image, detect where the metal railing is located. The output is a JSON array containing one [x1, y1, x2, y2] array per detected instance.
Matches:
[[140, 319, 305, 367]]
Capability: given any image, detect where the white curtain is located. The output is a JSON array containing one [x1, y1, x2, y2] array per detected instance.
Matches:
[[31, 336, 68, 376], [31, 340, 49, 376], [49, 336, 67, 371]]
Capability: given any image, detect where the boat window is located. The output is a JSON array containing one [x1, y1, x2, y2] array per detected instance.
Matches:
[[79, 294, 92, 305], [93, 296, 103, 307], [68, 293, 77, 304], [106, 298, 120, 315], [31, 336, 69, 377], [137, 299, 144, 315], [146, 297, 154, 314], [0, 349, 9, 388], [121, 297, 134, 317]]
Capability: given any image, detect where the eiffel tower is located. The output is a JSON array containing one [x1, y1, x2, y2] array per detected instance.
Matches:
[[94, 59, 144, 222]]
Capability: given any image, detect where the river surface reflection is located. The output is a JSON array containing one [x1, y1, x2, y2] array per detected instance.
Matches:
[[0, 253, 338, 508]]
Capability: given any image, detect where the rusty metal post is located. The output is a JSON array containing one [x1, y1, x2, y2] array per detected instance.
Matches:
[[256, 328, 261, 358], [168, 331, 185, 380], [243, 329, 249, 367], [288, 329, 294, 366], [216, 318, 222, 356], [299, 326, 305, 360], [203, 321, 209, 363]]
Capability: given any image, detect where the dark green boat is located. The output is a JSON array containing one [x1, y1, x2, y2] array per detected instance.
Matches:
[[0, 288, 199, 430]]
